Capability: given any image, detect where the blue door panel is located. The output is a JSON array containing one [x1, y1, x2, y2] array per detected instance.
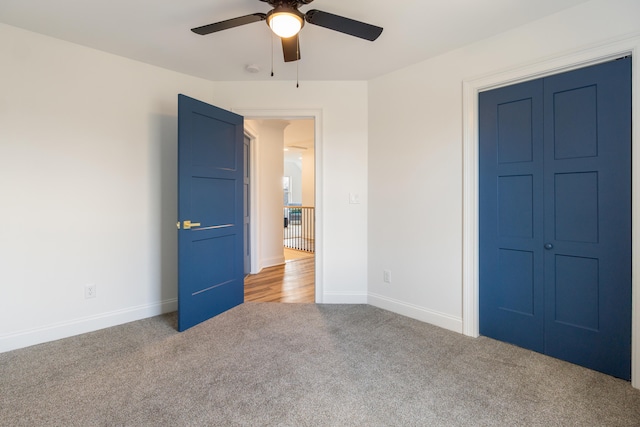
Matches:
[[552, 85, 598, 159], [178, 94, 244, 332], [554, 172, 599, 243], [180, 281, 242, 331], [553, 255, 599, 331], [543, 58, 631, 379], [191, 113, 238, 170], [480, 79, 545, 354], [497, 99, 534, 164], [498, 175, 534, 238], [191, 177, 236, 226], [190, 235, 236, 290], [480, 57, 631, 380], [497, 249, 535, 315]]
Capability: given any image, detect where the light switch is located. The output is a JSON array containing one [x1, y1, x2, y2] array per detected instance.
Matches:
[[349, 193, 360, 204]]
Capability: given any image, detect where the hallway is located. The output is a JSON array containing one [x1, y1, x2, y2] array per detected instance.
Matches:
[[244, 254, 315, 303]]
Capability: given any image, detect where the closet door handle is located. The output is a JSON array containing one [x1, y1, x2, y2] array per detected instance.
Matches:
[[544, 243, 554, 250]]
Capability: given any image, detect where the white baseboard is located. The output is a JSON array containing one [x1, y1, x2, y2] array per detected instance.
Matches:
[[260, 256, 286, 270], [322, 291, 368, 304], [368, 293, 463, 333], [0, 298, 178, 353], [1, 295, 462, 353]]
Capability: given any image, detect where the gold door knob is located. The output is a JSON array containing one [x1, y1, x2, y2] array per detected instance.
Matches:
[[183, 220, 201, 230]]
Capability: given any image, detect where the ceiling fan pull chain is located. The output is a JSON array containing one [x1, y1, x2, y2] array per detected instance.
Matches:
[[296, 36, 300, 88], [271, 33, 275, 77]]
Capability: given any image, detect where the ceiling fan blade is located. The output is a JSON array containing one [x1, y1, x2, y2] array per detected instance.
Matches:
[[281, 34, 301, 62], [191, 13, 266, 35], [305, 9, 383, 41]]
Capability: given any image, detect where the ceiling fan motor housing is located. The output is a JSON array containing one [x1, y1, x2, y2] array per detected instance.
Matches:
[[260, 0, 314, 7]]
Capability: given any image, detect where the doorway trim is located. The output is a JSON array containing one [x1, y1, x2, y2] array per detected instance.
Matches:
[[462, 33, 640, 388], [233, 108, 323, 304], [243, 126, 260, 275]]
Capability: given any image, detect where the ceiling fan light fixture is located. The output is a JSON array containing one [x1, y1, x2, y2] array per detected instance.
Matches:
[[266, 8, 304, 38]]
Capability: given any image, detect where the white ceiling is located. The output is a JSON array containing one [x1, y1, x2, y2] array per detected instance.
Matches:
[[0, 0, 592, 81]]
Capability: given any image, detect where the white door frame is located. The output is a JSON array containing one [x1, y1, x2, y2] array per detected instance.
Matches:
[[235, 108, 323, 304], [462, 34, 640, 388], [243, 127, 260, 275]]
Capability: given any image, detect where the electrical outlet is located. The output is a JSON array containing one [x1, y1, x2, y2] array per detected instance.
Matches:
[[383, 270, 391, 284], [85, 284, 96, 299]]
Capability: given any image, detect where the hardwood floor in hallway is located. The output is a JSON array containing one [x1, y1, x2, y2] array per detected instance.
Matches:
[[244, 257, 315, 303]]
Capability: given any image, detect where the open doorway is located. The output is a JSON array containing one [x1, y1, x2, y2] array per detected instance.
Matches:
[[283, 120, 315, 260], [243, 117, 316, 303]]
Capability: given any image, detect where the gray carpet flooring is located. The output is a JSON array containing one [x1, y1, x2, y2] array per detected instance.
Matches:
[[1, 303, 639, 426]]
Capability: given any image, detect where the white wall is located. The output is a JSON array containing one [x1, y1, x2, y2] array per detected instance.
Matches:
[[0, 24, 369, 351], [246, 119, 288, 269], [302, 147, 315, 208], [0, 24, 214, 351], [213, 81, 369, 303], [367, 0, 640, 384]]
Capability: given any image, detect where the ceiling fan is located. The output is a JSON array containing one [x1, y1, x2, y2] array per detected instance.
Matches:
[[191, 0, 383, 63]]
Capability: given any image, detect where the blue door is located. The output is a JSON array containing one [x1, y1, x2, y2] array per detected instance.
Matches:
[[177, 94, 244, 332], [480, 58, 631, 379], [479, 78, 545, 353]]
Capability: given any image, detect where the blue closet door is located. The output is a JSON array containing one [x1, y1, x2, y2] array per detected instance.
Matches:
[[542, 59, 631, 379], [479, 79, 545, 353], [480, 58, 631, 379]]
